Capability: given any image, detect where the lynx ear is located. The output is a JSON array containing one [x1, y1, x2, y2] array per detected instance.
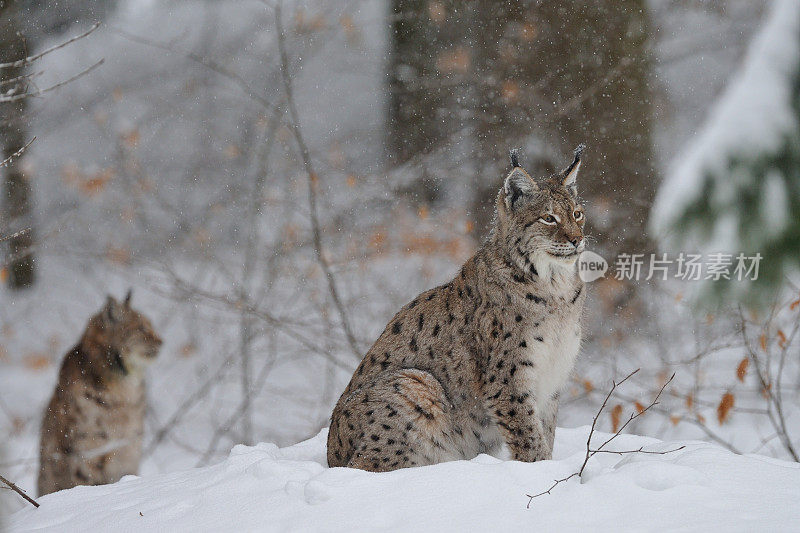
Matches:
[[561, 143, 585, 196], [123, 289, 133, 308], [504, 149, 537, 210], [103, 295, 123, 324], [504, 167, 537, 210]]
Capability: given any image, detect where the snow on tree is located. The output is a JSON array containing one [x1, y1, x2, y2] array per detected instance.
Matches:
[[650, 0, 800, 305]]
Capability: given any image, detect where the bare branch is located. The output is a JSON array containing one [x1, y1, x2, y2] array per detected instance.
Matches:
[[0, 473, 39, 508], [112, 28, 277, 112], [0, 58, 104, 103], [738, 306, 799, 461], [577, 368, 639, 476], [611, 389, 745, 455], [275, 2, 361, 360], [526, 472, 580, 500], [0, 227, 31, 243], [0, 23, 101, 69], [143, 351, 236, 457], [0, 137, 34, 168], [0, 70, 44, 87], [150, 271, 354, 371], [587, 372, 676, 465], [527, 369, 682, 507], [590, 445, 686, 455]]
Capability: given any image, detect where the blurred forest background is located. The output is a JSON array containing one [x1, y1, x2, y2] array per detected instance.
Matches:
[[2, 0, 799, 513]]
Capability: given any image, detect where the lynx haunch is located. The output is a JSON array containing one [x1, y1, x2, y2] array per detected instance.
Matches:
[[328, 146, 588, 471]]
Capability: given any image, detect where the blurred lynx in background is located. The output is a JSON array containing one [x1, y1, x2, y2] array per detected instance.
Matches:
[[38, 292, 162, 496]]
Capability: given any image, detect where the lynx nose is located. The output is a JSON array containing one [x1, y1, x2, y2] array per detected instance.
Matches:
[[568, 237, 581, 247]]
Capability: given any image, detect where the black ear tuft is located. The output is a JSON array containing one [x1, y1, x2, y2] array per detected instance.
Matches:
[[509, 148, 522, 169], [561, 143, 586, 195], [123, 289, 133, 308], [564, 144, 585, 175], [103, 295, 120, 324]]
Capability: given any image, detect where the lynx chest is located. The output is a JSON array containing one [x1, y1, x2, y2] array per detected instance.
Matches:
[[519, 289, 584, 418]]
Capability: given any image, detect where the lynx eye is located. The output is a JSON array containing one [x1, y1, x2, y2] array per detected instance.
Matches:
[[574, 210, 584, 221], [540, 214, 557, 225]]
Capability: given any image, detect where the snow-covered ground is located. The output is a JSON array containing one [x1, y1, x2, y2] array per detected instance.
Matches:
[[8, 427, 800, 532]]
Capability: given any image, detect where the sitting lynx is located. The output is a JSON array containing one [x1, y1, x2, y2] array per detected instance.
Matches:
[[328, 146, 587, 471], [38, 291, 162, 495]]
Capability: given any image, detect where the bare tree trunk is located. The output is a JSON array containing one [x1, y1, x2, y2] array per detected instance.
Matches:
[[531, 0, 656, 257], [387, 0, 451, 165], [386, 0, 470, 204], [1, 1, 35, 288], [386, 0, 655, 253], [469, 0, 655, 251]]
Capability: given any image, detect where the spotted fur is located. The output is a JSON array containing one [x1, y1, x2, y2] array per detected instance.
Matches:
[[38, 291, 162, 496], [328, 147, 588, 471]]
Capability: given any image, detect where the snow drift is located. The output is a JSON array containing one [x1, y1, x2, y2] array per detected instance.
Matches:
[[7, 427, 800, 532]]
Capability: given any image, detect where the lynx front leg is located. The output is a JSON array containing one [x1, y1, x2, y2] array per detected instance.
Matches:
[[480, 352, 554, 462], [543, 395, 559, 454], [493, 403, 550, 462]]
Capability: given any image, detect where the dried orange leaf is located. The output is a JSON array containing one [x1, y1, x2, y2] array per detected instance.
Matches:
[[610, 404, 623, 433], [634, 401, 646, 414], [759, 334, 767, 351], [106, 245, 131, 265], [501, 80, 520, 103], [24, 353, 50, 370], [179, 343, 196, 358], [777, 330, 787, 349], [685, 393, 694, 410], [340, 14, 361, 45], [11, 416, 26, 434], [519, 21, 538, 42], [369, 231, 386, 251], [669, 414, 681, 426], [736, 357, 750, 382], [696, 413, 706, 425], [582, 379, 594, 394], [294, 9, 326, 34], [78, 168, 113, 197], [122, 129, 140, 149], [790, 298, 800, 311], [435, 46, 470, 74], [717, 392, 734, 424], [0, 266, 7, 284], [223, 144, 240, 159], [428, 1, 446, 23]]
